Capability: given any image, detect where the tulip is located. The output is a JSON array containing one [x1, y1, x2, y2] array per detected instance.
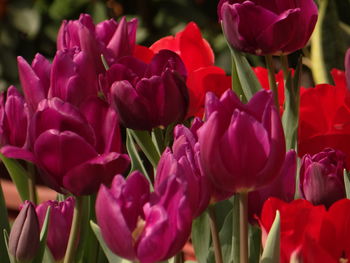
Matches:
[[9, 201, 40, 262], [17, 54, 51, 112], [29, 97, 130, 195], [57, 14, 137, 71], [104, 50, 189, 130], [96, 171, 192, 263], [35, 197, 74, 261], [248, 150, 296, 223], [198, 89, 285, 194], [218, 0, 318, 55], [48, 48, 99, 107], [299, 148, 346, 207], [0, 86, 33, 161]]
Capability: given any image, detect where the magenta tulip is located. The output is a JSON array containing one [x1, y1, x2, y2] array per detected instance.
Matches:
[[36, 197, 74, 261], [104, 50, 188, 130], [218, 0, 318, 55], [9, 201, 40, 262], [198, 89, 286, 194], [300, 148, 346, 207], [17, 54, 51, 112], [29, 97, 130, 195], [0, 86, 33, 161], [96, 171, 192, 263]]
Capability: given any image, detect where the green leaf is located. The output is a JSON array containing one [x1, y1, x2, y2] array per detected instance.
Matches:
[[249, 225, 262, 263], [32, 207, 51, 263], [260, 211, 280, 263], [191, 211, 211, 263], [9, 7, 41, 38], [126, 129, 150, 182], [344, 169, 350, 199], [0, 154, 29, 202], [0, 182, 10, 263], [128, 129, 160, 168], [3, 229, 15, 263], [229, 48, 262, 101], [90, 221, 132, 263]]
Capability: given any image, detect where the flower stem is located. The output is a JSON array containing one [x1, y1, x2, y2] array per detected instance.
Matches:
[[239, 192, 248, 263], [281, 54, 290, 80], [27, 163, 37, 204], [265, 55, 279, 109], [208, 205, 223, 263], [64, 196, 84, 263], [174, 251, 183, 263]]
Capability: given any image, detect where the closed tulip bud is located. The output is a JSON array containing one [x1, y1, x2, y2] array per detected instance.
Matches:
[[300, 148, 346, 207], [9, 201, 40, 262], [36, 197, 75, 261], [218, 0, 318, 55], [198, 90, 286, 194], [106, 50, 189, 130]]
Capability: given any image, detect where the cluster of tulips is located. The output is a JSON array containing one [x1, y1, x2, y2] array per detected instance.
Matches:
[[2, 0, 350, 263]]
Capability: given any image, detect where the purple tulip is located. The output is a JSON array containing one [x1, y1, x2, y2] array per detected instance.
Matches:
[[9, 201, 40, 262], [17, 54, 51, 112], [96, 171, 192, 263], [103, 50, 188, 130], [48, 48, 99, 107], [36, 197, 75, 261], [299, 148, 346, 208], [29, 97, 130, 195], [57, 14, 137, 71], [218, 0, 318, 55], [0, 86, 33, 161], [198, 89, 286, 194], [248, 150, 296, 223]]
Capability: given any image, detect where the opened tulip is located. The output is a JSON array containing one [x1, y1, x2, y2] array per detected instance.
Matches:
[[96, 171, 192, 263], [149, 22, 231, 118], [218, 0, 318, 55], [17, 54, 51, 112], [198, 89, 285, 194], [103, 50, 189, 130], [57, 14, 137, 71], [300, 148, 346, 207], [29, 97, 129, 195], [0, 86, 33, 161], [156, 121, 212, 218], [36, 197, 74, 261], [9, 201, 40, 262]]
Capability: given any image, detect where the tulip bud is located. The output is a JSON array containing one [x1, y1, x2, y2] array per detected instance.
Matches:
[[218, 0, 318, 55], [36, 197, 75, 261], [9, 201, 40, 262], [299, 148, 346, 207]]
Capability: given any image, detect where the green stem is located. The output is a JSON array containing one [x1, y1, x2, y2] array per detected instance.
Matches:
[[265, 55, 279, 109], [208, 205, 223, 263], [174, 252, 183, 263], [64, 196, 84, 263], [239, 192, 248, 263], [281, 55, 290, 81], [27, 163, 37, 204]]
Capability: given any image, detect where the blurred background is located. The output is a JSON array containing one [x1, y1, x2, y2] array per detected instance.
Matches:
[[1, 0, 350, 90]]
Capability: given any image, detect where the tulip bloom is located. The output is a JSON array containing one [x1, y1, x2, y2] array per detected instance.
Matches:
[[36, 197, 74, 261], [9, 201, 40, 262], [218, 0, 318, 55], [198, 90, 285, 194], [57, 14, 137, 71], [96, 171, 192, 263], [149, 22, 231, 118], [298, 70, 350, 165], [29, 97, 130, 195], [299, 148, 346, 207], [0, 86, 33, 161], [156, 119, 212, 217], [103, 50, 189, 130]]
